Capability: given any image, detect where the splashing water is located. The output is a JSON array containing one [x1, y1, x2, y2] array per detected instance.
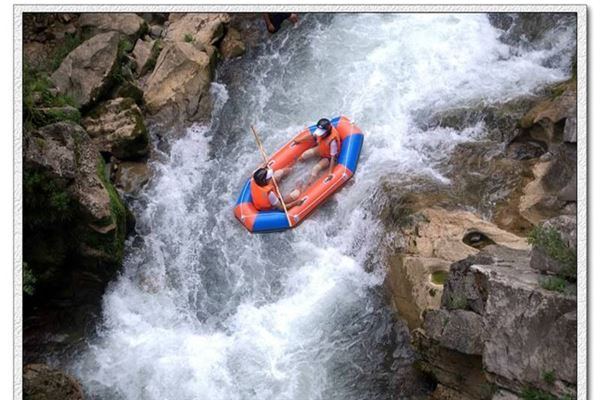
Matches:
[[71, 13, 575, 400]]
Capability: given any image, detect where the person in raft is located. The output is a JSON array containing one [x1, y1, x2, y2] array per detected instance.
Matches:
[[263, 13, 299, 34], [250, 167, 302, 211], [294, 118, 341, 187]]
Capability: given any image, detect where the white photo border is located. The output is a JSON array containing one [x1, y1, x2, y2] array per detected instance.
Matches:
[[13, 4, 587, 400]]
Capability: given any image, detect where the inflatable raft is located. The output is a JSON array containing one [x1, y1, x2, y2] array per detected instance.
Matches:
[[234, 116, 363, 233]]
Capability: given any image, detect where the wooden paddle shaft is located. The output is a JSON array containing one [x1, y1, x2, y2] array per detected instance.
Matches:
[[250, 126, 292, 226]]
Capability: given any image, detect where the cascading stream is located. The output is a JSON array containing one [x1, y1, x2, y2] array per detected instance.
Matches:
[[72, 13, 575, 400]]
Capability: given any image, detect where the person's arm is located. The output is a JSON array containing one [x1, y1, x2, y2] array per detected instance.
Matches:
[[263, 14, 276, 33], [293, 134, 316, 145], [328, 140, 338, 176]]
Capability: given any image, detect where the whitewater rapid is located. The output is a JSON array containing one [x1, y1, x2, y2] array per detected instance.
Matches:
[[72, 13, 575, 400]]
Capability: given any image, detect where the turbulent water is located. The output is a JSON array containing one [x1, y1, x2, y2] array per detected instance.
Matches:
[[71, 13, 575, 400]]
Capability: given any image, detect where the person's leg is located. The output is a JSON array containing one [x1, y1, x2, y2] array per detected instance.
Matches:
[[298, 147, 318, 162], [273, 167, 292, 181], [307, 158, 330, 185], [283, 188, 300, 203]]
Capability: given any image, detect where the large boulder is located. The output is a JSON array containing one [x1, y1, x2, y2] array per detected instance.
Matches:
[[50, 31, 120, 109], [143, 40, 216, 129], [165, 13, 229, 45], [529, 215, 577, 278], [418, 245, 576, 399], [114, 161, 152, 195], [132, 38, 162, 76], [384, 204, 528, 330], [24, 121, 127, 266], [23, 364, 84, 400], [219, 27, 246, 59], [81, 97, 149, 160], [79, 13, 147, 42]]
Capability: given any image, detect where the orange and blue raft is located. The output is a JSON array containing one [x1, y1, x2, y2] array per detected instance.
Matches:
[[234, 116, 364, 233]]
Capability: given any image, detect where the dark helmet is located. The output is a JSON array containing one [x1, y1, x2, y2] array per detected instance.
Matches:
[[314, 118, 332, 137], [253, 167, 271, 186]]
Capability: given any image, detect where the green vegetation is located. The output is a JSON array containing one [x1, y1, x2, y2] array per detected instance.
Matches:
[[23, 64, 78, 129], [49, 32, 82, 71], [184, 33, 195, 43], [23, 262, 37, 296], [542, 370, 556, 385], [528, 225, 577, 281], [431, 270, 448, 285], [23, 168, 74, 229], [539, 276, 567, 293], [520, 387, 573, 400], [447, 293, 468, 310]]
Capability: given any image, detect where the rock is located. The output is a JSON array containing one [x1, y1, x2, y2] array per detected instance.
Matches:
[[143, 40, 216, 129], [422, 245, 577, 398], [165, 13, 229, 45], [24, 121, 127, 263], [563, 116, 576, 143], [132, 38, 162, 76], [23, 364, 84, 400], [50, 31, 120, 109], [149, 24, 164, 38], [219, 27, 246, 59], [82, 97, 149, 160], [431, 384, 479, 400], [529, 215, 576, 278], [519, 144, 576, 224], [114, 161, 152, 194], [79, 13, 147, 42], [491, 390, 520, 400], [423, 309, 484, 355], [519, 80, 576, 146], [384, 204, 528, 330], [30, 106, 80, 126], [110, 80, 144, 105], [413, 329, 491, 400]]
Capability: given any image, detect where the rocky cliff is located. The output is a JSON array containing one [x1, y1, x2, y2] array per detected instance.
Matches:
[[22, 12, 247, 373]]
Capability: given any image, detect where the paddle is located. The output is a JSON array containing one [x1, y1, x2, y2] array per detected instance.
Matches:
[[250, 126, 293, 227]]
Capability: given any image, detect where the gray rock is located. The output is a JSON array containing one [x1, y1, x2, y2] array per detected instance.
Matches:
[[132, 38, 153, 71], [31, 105, 80, 126], [219, 27, 246, 59], [492, 389, 519, 400], [23, 364, 84, 400], [143, 40, 216, 130], [421, 245, 576, 398], [79, 13, 147, 42], [50, 31, 120, 109], [563, 116, 576, 143], [149, 24, 164, 38], [114, 161, 152, 194], [423, 309, 484, 355], [82, 97, 149, 160]]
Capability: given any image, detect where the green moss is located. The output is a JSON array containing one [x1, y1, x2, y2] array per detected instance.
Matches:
[[431, 270, 448, 285], [539, 276, 568, 294], [520, 387, 572, 400], [528, 225, 577, 280], [184, 33, 195, 43], [49, 32, 83, 72], [542, 370, 556, 385], [87, 157, 127, 262], [23, 64, 77, 128], [23, 262, 37, 296], [23, 168, 74, 229], [447, 293, 468, 310]]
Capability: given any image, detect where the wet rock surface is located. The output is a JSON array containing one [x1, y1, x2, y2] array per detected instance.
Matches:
[[50, 31, 121, 109], [23, 363, 84, 400]]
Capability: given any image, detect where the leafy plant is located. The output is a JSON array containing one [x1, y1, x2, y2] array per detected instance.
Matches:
[[539, 276, 568, 293], [528, 225, 577, 280], [23, 262, 37, 296], [184, 33, 195, 43], [542, 370, 556, 385]]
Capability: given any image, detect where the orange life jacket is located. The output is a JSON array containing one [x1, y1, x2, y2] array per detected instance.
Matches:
[[250, 179, 276, 210], [317, 127, 341, 159]]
